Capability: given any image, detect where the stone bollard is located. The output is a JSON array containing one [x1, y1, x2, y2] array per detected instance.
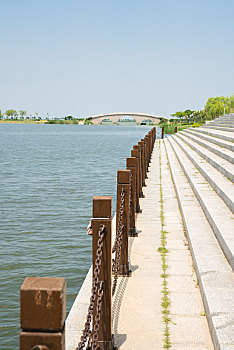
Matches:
[[116, 170, 131, 274], [133, 145, 144, 198], [126, 157, 137, 235], [138, 141, 146, 187], [148, 131, 153, 154], [20, 277, 66, 350], [152, 127, 156, 142], [141, 138, 148, 179], [144, 135, 150, 170], [92, 196, 113, 350], [161, 126, 164, 139], [131, 148, 143, 201]]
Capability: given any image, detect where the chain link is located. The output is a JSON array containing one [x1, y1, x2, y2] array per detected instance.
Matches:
[[129, 171, 133, 205], [76, 225, 105, 350], [139, 148, 143, 187], [112, 188, 125, 296], [92, 282, 104, 350]]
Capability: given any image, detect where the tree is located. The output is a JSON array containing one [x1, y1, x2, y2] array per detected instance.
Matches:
[[0, 110, 4, 119], [227, 95, 234, 112], [19, 110, 27, 119], [65, 116, 73, 120], [171, 111, 185, 120], [204, 96, 230, 119], [34, 112, 40, 120], [183, 109, 194, 118], [5, 109, 18, 119]]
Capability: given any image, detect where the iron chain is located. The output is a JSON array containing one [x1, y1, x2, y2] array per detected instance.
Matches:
[[112, 187, 125, 296], [129, 171, 133, 205], [92, 282, 104, 350], [139, 148, 143, 186], [77, 225, 105, 350]]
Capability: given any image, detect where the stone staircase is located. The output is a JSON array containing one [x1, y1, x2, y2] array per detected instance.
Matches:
[[164, 114, 234, 350]]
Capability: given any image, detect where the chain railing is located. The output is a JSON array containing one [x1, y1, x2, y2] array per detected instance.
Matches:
[[112, 188, 125, 296], [77, 225, 106, 350], [129, 171, 133, 207], [19, 128, 156, 350]]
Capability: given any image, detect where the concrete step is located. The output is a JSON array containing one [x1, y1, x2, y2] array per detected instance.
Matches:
[[184, 129, 234, 152], [217, 119, 234, 122], [164, 138, 234, 350], [209, 123, 234, 127], [211, 120, 234, 123], [172, 134, 234, 213], [218, 117, 234, 120], [202, 126, 234, 133], [194, 128, 234, 143], [176, 133, 234, 184], [168, 136, 234, 271], [180, 130, 234, 165]]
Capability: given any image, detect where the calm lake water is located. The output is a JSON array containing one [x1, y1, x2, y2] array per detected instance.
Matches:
[[0, 124, 152, 349]]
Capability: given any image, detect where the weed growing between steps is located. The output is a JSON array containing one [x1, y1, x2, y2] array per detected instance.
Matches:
[[158, 142, 171, 349]]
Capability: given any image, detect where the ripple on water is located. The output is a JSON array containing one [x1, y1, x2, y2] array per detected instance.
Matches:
[[0, 124, 152, 348]]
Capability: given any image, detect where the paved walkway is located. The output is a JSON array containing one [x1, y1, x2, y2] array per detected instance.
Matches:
[[113, 140, 213, 349]]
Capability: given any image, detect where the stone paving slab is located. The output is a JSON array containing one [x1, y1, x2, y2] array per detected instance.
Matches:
[[66, 139, 215, 350], [165, 137, 234, 350], [160, 142, 213, 349]]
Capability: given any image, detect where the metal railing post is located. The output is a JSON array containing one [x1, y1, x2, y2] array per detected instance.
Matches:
[[20, 277, 66, 350], [116, 170, 131, 275], [175, 126, 178, 133], [92, 196, 113, 350], [126, 157, 137, 235]]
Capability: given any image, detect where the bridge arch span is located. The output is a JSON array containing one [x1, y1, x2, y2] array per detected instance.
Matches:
[[84, 112, 167, 125]]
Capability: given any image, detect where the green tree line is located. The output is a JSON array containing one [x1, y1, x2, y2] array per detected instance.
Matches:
[[171, 94, 234, 121], [0, 109, 27, 119]]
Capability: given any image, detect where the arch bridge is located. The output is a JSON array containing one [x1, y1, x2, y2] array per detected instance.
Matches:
[[85, 112, 168, 125]]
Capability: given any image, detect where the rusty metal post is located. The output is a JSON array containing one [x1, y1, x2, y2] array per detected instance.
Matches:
[[161, 126, 164, 139], [126, 157, 137, 236], [132, 146, 144, 198], [20, 277, 66, 350], [175, 126, 178, 133], [92, 196, 113, 350], [130, 149, 141, 213], [116, 170, 131, 274], [138, 141, 146, 186]]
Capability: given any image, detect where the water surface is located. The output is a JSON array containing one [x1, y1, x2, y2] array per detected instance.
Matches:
[[0, 124, 151, 349]]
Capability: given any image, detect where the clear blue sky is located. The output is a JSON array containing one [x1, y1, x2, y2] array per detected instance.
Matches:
[[0, 0, 233, 118]]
